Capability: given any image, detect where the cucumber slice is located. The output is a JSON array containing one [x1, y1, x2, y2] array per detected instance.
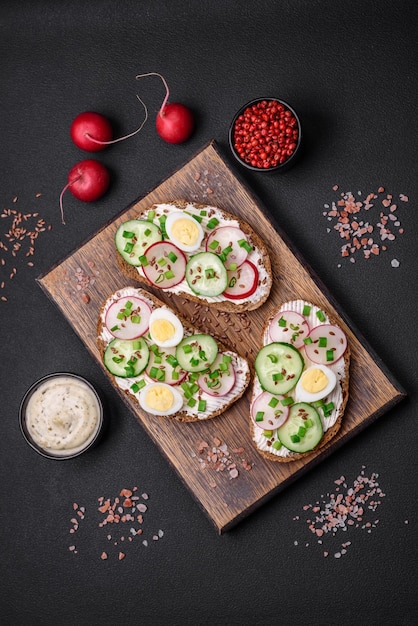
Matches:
[[115, 219, 162, 266], [255, 342, 304, 394], [104, 337, 149, 378], [175, 334, 219, 373], [185, 252, 228, 297], [277, 402, 323, 453]]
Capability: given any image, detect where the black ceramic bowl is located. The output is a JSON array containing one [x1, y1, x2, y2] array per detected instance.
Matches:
[[19, 372, 104, 460], [228, 97, 302, 172]]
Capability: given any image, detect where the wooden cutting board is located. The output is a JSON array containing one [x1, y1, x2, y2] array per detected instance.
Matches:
[[38, 140, 405, 533]]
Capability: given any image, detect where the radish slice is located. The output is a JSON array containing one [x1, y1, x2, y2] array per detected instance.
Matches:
[[304, 324, 347, 364], [268, 310, 310, 349], [206, 226, 249, 270], [251, 392, 290, 430], [223, 260, 259, 300], [105, 296, 152, 339], [142, 241, 187, 289], [197, 353, 236, 396], [146, 346, 187, 386]]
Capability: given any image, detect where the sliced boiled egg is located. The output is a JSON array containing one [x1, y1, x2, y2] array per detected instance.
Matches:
[[295, 364, 337, 403], [165, 211, 204, 252], [138, 382, 184, 416], [148, 307, 184, 348]]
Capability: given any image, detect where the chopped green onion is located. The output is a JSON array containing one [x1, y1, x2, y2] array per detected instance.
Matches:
[[144, 228, 152, 237], [122, 230, 135, 238], [303, 337, 313, 345], [238, 238, 252, 253], [182, 344, 193, 354], [130, 379, 145, 393], [323, 402, 335, 416], [290, 434, 300, 443], [199, 210, 207, 217], [272, 440, 282, 450], [187, 397, 197, 408], [272, 372, 284, 381], [207, 217, 219, 229], [157, 256, 167, 267], [267, 353, 278, 363], [124, 242, 134, 254], [131, 315, 141, 324], [205, 268, 215, 279], [167, 251, 178, 263], [263, 430, 273, 438], [268, 397, 279, 408], [326, 349, 334, 362], [278, 316, 287, 327], [316, 309, 326, 322], [208, 239, 219, 250], [297, 426, 306, 438], [255, 411, 265, 422], [138, 255, 148, 266], [110, 324, 119, 332], [164, 270, 175, 280], [229, 262, 237, 271], [223, 354, 232, 363], [132, 340, 142, 350], [198, 400, 207, 412], [304, 418, 313, 428], [192, 214, 203, 223], [281, 397, 294, 406], [166, 355, 179, 368], [190, 357, 200, 367], [318, 336, 327, 348], [302, 304, 311, 316], [171, 371, 179, 381], [147, 210, 156, 221]]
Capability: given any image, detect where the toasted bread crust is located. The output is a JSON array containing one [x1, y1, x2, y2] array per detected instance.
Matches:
[[97, 286, 251, 422], [115, 200, 272, 312], [250, 302, 351, 462]]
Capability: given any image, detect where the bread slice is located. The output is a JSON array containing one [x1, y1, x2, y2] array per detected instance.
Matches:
[[115, 200, 272, 312], [97, 286, 251, 422], [250, 300, 350, 462]]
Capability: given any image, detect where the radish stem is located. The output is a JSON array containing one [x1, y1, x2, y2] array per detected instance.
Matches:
[[85, 95, 149, 146], [59, 175, 81, 225], [135, 72, 170, 117]]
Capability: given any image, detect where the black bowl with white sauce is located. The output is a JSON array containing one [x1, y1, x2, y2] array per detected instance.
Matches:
[[19, 372, 104, 460]]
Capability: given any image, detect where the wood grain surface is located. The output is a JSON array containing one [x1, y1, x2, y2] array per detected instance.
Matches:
[[37, 141, 405, 533]]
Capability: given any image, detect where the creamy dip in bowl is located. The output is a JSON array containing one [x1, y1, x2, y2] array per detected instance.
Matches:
[[19, 373, 104, 459]]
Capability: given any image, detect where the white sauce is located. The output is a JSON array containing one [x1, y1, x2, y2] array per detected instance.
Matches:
[[99, 287, 250, 420], [135, 203, 271, 305], [252, 301, 347, 458], [24, 376, 101, 456]]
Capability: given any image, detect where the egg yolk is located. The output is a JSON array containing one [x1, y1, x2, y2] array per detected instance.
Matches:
[[145, 385, 174, 412], [171, 218, 200, 246], [151, 319, 175, 343], [301, 368, 329, 393]]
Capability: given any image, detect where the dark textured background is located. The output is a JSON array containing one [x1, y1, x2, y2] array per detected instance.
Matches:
[[1, 1, 417, 624]]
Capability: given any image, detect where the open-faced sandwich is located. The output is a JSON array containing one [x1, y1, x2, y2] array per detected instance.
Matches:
[[250, 300, 350, 461], [97, 287, 251, 422], [114, 200, 272, 312]]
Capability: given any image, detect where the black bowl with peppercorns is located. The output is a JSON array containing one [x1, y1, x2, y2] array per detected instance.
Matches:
[[228, 97, 302, 172]]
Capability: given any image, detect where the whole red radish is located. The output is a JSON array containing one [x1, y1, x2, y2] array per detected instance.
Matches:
[[70, 112, 113, 152], [59, 159, 110, 225], [70, 97, 148, 152], [136, 72, 194, 144]]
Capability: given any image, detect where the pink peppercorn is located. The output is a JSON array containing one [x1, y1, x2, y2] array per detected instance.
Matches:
[[230, 98, 301, 170]]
